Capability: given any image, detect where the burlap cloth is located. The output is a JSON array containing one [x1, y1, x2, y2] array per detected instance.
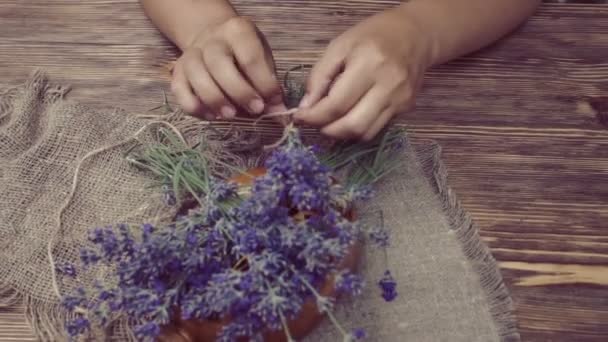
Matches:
[[0, 73, 520, 342]]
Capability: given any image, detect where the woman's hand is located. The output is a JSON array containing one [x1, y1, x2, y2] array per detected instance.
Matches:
[[171, 17, 286, 120], [295, 7, 432, 141]]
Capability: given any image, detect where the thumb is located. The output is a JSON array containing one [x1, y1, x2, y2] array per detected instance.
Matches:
[[300, 47, 344, 109]]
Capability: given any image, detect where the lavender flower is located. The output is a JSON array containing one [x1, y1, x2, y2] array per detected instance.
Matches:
[[264, 140, 332, 212], [352, 328, 367, 340], [62, 129, 400, 341], [335, 271, 365, 296], [62, 288, 87, 311], [56, 262, 77, 278], [209, 180, 238, 201], [316, 296, 334, 314], [66, 316, 90, 338], [79, 248, 100, 266], [369, 226, 390, 248], [161, 183, 177, 206], [135, 322, 161, 340], [378, 270, 398, 302]]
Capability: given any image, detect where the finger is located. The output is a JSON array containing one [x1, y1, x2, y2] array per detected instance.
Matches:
[[202, 42, 265, 115], [230, 30, 284, 106], [265, 102, 288, 116], [321, 87, 390, 140], [300, 44, 345, 109], [361, 89, 416, 141], [183, 53, 236, 119], [295, 61, 374, 127], [361, 107, 395, 142], [171, 63, 213, 120]]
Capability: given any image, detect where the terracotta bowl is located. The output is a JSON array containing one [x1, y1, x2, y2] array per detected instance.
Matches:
[[159, 168, 361, 342]]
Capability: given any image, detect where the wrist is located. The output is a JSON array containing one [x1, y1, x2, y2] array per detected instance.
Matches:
[[176, 9, 238, 50], [393, 3, 442, 68]]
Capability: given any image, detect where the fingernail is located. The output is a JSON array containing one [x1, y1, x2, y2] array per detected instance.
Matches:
[[249, 99, 265, 114], [299, 94, 310, 108], [221, 106, 236, 119]]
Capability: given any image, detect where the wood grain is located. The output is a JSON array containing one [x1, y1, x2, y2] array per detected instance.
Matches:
[[1, 0, 607, 341]]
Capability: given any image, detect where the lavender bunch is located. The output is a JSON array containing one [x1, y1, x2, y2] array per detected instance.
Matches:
[[62, 127, 404, 341]]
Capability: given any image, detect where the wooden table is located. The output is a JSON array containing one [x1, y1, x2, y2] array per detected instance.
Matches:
[[1, 1, 607, 341]]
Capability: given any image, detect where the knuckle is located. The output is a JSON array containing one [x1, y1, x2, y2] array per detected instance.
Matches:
[[356, 41, 387, 66], [223, 17, 256, 36], [201, 42, 223, 63], [389, 65, 409, 82], [239, 50, 263, 69], [180, 50, 201, 68], [260, 83, 281, 100]]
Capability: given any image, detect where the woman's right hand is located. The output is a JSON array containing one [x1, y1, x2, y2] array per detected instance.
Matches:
[[171, 16, 286, 120]]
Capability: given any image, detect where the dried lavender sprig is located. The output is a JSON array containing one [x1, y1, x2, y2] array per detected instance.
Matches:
[[290, 267, 351, 340], [318, 127, 406, 188], [127, 128, 246, 207], [279, 304, 296, 342]]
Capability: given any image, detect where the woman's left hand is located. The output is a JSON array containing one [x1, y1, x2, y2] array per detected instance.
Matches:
[[295, 6, 433, 141]]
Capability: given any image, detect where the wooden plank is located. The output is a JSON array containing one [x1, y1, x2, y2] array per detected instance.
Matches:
[[414, 127, 608, 340], [2, 2, 608, 45], [0, 44, 607, 130], [0, 304, 34, 342], [1, 3, 608, 130]]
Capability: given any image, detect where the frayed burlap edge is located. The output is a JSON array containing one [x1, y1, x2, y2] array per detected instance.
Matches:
[[0, 288, 135, 341], [0, 70, 141, 341], [411, 139, 520, 342], [0, 71, 264, 342]]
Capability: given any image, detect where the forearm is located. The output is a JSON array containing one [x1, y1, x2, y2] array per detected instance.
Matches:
[[398, 0, 541, 66], [140, 0, 237, 50]]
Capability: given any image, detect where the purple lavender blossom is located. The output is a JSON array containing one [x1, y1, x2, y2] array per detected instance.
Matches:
[[55, 262, 77, 277], [378, 270, 398, 302], [352, 328, 367, 340], [135, 322, 161, 340], [369, 227, 390, 247], [65, 316, 90, 337], [79, 248, 100, 266], [316, 296, 334, 314], [349, 185, 374, 202], [161, 183, 177, 206], [63, 131, 372, 341], [61, 287, 87, 311], [335, 271, 365, 296], [210, 180, 238, 201]]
